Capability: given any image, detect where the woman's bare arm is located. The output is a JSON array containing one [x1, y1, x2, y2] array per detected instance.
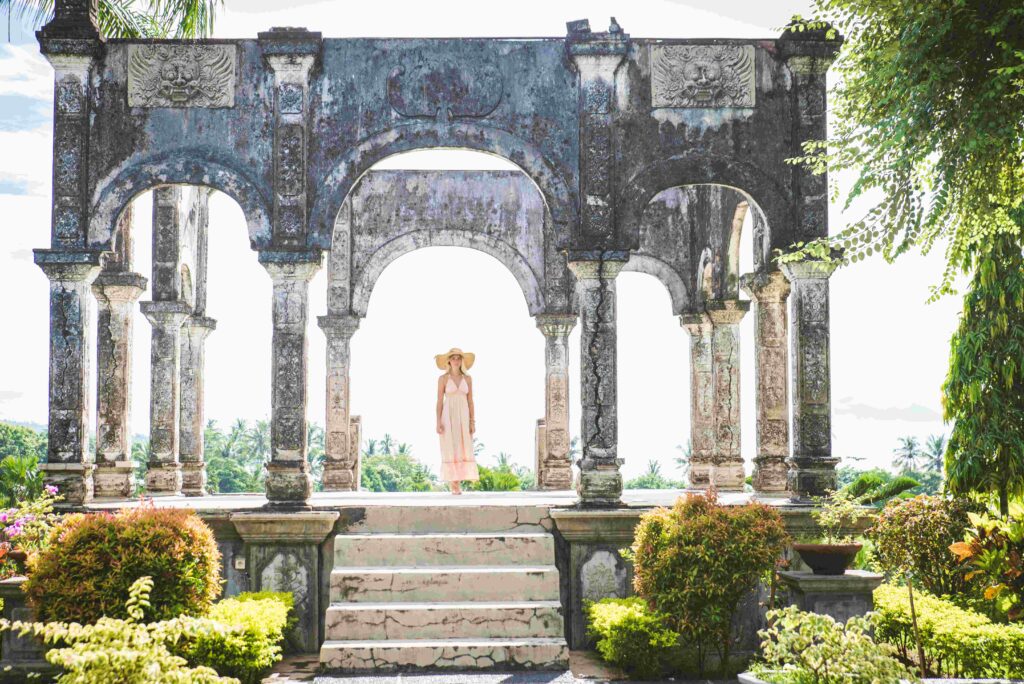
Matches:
[[436, 375, 445, 431], [466, 375, 475, 429]]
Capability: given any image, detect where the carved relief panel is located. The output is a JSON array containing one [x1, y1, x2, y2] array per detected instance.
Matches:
[[128, 44, 237, 108], [651, 44, 755, 108]]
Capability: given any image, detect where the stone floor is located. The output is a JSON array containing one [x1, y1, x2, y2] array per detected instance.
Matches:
[[87, 489, 786, 512]]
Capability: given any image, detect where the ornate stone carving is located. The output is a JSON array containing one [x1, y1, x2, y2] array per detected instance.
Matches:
[[581, 550, 626, 602], [128, 44, 236, 108], [651, 44, 755, 108], [387, 59, 503, 121]]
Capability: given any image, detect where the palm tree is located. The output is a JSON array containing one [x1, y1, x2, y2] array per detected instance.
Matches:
[[674, 439, 692, 479], [396, 442, 412, 456], [923, 434, 947, 473], [246, 419, 271, 466], [892, 436, 922, 473], [380, 433, 394, 456], [365, 439, 379, 457], [3, 0, 222, 40]]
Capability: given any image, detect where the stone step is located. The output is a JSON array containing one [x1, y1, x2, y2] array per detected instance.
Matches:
[[348, 505, 551, 534], [325, 600, 564, 640], [320, 637, 569, 672], [330, 565, 560, 603], [333, 533, 555, 567]]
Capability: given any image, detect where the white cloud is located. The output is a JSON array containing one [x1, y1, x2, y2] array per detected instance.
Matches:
[[0, 44, 53, 100]]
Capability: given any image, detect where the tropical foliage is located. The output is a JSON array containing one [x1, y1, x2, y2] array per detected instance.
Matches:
[[0, 421, 46, 507], [2, 0, 223, 39], [624, 459, 687, 490], [585, 596, 681, 680], [950, 503, 1024, 620], [0, 483, 61, 579]]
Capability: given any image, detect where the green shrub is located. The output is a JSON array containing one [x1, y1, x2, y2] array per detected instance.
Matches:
[[752, 604, 915, 684], [175, 592, 293, 684], [585, 597, 679, 680], [466, 465, 522, 491], [0, 575, 239, 684], [868, 495, 981, 597], [951, 504, 1024, 620], [873, 582, 1024, 677], [24, 505, 222, 623], [627, 488, 789, 675]]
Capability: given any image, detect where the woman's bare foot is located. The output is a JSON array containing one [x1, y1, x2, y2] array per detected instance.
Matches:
[[450, 481, 463, 495]]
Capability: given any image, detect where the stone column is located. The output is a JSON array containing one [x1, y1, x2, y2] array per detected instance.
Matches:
[[34, 255, 101, 504], [680, 313, 713, 487], [261, 255, 322, 506], [705, 300, 749, 490], [92, 271, 146, 498], [317, 313, 361, 491], [140, 301, 190, 495], [179, 315, 216, 496], [535, 313, 577, 490], [781, 260, 839, 500], [567, 257, 626, 506], [741, 271, 792, 493]]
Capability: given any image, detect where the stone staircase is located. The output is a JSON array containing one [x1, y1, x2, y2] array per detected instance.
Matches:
[[320, 504, 569, 672]]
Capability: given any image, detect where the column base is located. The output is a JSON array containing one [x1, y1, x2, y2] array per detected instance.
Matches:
[[145, 463, 183, 495], [688, 459, 711, 488], [577, 460, 623, 506], [787, 456, 840, 501], [322, 465, 359, 492], [753, 455, 789, 493], [93, 460, 134, 499], [40, 462, 94, 505], [181, 462, 207, 496], [538, 462, 573, 490], [710, 459, 746, 491], [265, 461, 312, 504]]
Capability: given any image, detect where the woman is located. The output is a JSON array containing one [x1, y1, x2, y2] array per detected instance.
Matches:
[[435, 347, 479, 494]]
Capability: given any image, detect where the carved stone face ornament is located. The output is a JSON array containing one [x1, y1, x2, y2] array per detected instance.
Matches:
[[128, 44, 236, 108], [651, 44, 755, 108], [158, 58, 202, 104]]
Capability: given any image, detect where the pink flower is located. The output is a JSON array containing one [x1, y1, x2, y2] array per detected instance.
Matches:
[[44, 485, 58, 496], [0, 513, 7, 524]]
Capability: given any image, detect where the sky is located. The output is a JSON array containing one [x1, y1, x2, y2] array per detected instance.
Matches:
[[0, 0, 965, 481]]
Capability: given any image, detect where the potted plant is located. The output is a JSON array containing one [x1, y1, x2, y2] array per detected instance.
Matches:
[[793, 489, 864, 575]]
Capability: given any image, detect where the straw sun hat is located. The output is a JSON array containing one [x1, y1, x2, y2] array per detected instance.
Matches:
[[435, 347, 475, 371]]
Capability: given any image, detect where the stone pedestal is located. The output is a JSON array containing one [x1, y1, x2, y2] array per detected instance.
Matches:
[[535, 313, 577, 490], [778, 570, 883, 623], [567, 257, 626, 507], [92, 271, 146, 499], [742, 271, 792, 493], [318, 314, 361, 491], [141, 300, 191, 495], [0, 577, 52, 681], [681, 313, 714, 487], [706, 300, 749, 490], [780, 260, 839, 500], [179, 315, 216, 496], [35, 253, 101, 504], [261, 255, 321, 506], [231, 510, 339, 653]]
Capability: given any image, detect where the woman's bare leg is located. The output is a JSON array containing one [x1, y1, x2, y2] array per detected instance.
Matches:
[[450, 480, 462, 495]]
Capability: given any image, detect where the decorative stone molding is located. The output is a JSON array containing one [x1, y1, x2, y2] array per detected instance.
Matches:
[[780, 260, 839, 500], [651, 44, 755, 108], [387, 59, 503, 121], [318, 313, 362, 491], [128, 44, 237, 108], [741, 271, 791, 493]]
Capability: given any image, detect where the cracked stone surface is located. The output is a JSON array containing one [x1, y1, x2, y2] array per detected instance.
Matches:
[[334, 533, 555, 567], [350, 505, 552, 534], [330, 566, 559, 604], [321, 639, 569, 673], [326, 602, 564, 640]]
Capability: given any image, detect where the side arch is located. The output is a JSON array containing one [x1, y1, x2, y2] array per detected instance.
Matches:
[[620, 253, 691, 315], [310, 122, 577, 249], [89, 149, 273, 250], [347, 229, 545, 317], [619, 154, 795, 258]]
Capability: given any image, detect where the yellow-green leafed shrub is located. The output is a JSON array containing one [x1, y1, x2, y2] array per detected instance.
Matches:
[[873, 582, 1024, 677], [585, 597, 680, 680], [174, 592, 294, 684]]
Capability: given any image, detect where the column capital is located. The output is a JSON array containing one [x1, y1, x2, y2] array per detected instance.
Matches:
[[258, 27, 322, 83], [35, 249, 102, 282], [93, 271, 147, 303], [566, 18, 629, 62], [740, 270, 791, 302], [260, 251, 323, 281], [567, 258, 626, 281], [780, 259, 839, 281], [140, 300, 191, 328], [184, 315, 217, 335], [318, 313, 361, 337], [37, 0, 103, 57], [535, 312, 578, 337], [704, 299, 750, 326]]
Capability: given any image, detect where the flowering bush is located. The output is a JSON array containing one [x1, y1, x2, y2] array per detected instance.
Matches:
[[24, 503, 222, 623], [950, 503, 1024, 620], [0, 484, 62, 579]]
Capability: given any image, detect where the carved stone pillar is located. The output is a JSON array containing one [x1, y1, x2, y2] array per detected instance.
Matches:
[[140, 301, 190, 495], [261, 255, 322, 506], [567, 257, 626, 506], [706, 300, 749, 490], [781, 260, 839, 500], [534, 418, 546, 485], [680, 313, 713, 487], [535, 313, 577, 490], [92, 271, 146, 498], [317, 313, 361, 491], [34, 254, 101, 504], [741, 271, 792, 493], [179, 316, 216, 496], [258, 28, 322, 249]]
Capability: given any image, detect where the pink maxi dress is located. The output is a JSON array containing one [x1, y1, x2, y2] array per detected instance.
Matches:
[[439, 375, 479, 482]]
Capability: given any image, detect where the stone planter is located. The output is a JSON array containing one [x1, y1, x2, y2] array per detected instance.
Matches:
[[0, 576, 54, 682], [792, 542, 862, 575]]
